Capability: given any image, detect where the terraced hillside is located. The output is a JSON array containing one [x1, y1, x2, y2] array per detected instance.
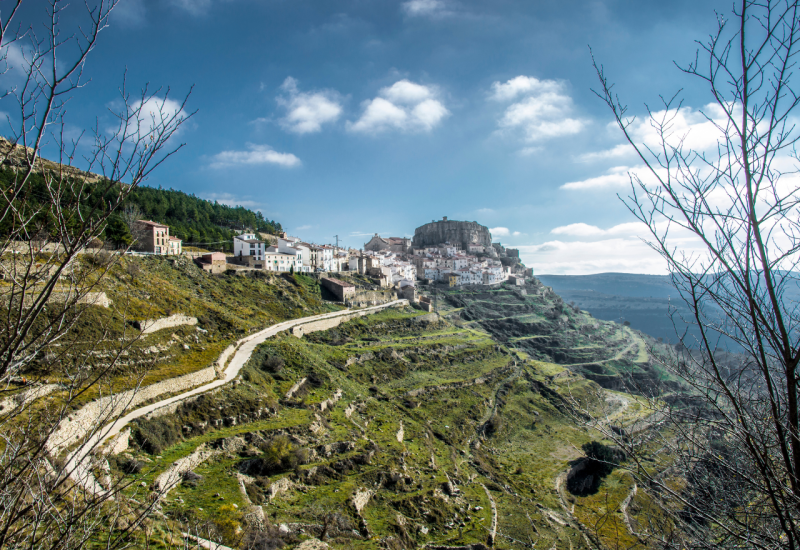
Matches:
[[107, 306, 658, 549], [10, 254, 341, 411], [438, 281, 677, 393]]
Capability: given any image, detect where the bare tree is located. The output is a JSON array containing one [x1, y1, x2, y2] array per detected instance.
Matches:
[[574, 1, 800, 548], [121, 203, 147, 248], [0, 1, 192, 548]]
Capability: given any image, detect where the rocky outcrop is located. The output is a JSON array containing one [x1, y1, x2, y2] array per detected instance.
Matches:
[[412, 218, 492, 249]]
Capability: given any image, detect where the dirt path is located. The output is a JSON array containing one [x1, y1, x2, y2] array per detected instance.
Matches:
[[62, 300, 409, 495]]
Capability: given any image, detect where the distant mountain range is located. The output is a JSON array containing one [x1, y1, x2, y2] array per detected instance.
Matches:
[[537, 273, 695, 345]]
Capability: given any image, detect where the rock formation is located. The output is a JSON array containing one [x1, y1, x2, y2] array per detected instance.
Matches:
[[412, 217, 492, 249]]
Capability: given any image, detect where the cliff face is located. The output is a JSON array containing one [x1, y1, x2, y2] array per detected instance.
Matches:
[[412, 218, 492, 249]]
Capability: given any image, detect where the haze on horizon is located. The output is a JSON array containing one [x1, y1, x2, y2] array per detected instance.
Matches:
[[7, 0, 731, 275]]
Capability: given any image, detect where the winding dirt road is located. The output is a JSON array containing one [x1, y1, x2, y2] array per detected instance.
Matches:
[[63, 300, 409, 494]]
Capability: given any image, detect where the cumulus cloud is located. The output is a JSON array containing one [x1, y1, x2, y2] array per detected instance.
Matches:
[[128, 96, 188, 139], [561, 165, 647, 191], [491, 227, 510, 236], [209, 144, 301, 169], [490, 75, 585, 144], [576, 103, 743, 168], [576, 143, 634, 163], [348, 80, 449, 134], [277, 77, 343, 134], [489, 76, 562, 102]]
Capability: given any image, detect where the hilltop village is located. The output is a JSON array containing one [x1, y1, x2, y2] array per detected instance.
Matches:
[[132, 217, 531, 300]]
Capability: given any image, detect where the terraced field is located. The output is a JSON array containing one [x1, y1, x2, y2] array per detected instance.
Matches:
[[105, 306, 658, 549], [437, 282, 678, 393]]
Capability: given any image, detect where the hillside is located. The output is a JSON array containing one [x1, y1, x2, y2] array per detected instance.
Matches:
[[110, 305, 657, 550], [6, 255, 680, 549]]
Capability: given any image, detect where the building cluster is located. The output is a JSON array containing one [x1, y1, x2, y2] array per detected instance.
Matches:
[[133, 216, 525, 292], [230, 233, 347, 273], [348, 250, 418, 288], [411, 243, 510, 286]]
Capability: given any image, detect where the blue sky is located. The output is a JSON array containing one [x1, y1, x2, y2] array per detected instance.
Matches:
[[8, 0, 727, 274]]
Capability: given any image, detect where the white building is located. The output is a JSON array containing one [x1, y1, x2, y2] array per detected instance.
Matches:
[[263, 246, 302, 272], [234, 233, 265, 260], [277, 237, 305, 270]]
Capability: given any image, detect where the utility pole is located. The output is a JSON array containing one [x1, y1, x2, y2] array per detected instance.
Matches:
[[334, 235, 339, 250]]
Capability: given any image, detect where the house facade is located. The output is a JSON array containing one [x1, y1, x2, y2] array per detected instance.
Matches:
[[134, 220, 182, 255], [234, 233, 265, 260]]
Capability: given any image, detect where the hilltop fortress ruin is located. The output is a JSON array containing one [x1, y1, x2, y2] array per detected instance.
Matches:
[[412, 217, 492, 250]]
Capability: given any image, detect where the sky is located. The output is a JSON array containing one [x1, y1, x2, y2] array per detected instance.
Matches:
[[3, 0, 735, 274]]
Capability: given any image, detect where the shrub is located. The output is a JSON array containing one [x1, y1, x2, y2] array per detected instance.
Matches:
[[242, 435, 305, 476], [213, 504, 242, 546], [240, 524, 286, 550], [262, 355, 284, 374], [133, 417, 182, 455], [117, 456, 142, 475]]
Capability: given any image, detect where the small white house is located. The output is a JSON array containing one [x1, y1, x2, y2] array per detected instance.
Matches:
[[234, 233, 265, 260]]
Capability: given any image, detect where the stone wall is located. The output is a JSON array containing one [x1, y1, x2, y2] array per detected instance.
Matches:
[[47, 365, 217, 455], [412, 218, 492, 249], [49, 300, 408, 457], [291, 299, 408, 338], [136, 314, 198, 334], [320, 277, 356, 301]]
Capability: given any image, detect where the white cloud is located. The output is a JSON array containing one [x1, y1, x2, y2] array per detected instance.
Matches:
[[202, 192, 263, 210], [577, 103, 742, 167], [295, 224, 313, 231], [551, 222, 643, 237], [491, 227, 510, 237], [349, 80, 449, 134], [576, 143, 634, 163], [490, 76, 585, 144], [277, 77, 343, 134], [489, 76, 562, 102], [209, 144, 301, 169], [561, 165, 642, 191], [512, 231, 521, 236], [476, 208, 495, 214], [382, 80, 432, 103], [520, 238, 669, 275], [402, 0, 451, 17], [128, 96, 188, 139]]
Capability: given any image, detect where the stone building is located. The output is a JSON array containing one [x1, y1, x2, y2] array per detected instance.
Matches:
[[196, 252, 227, 274], [134, 220, 182, 255], [364, 234, 411, 254], [321, 277, 356, 302], [412, 217, 492, 250]]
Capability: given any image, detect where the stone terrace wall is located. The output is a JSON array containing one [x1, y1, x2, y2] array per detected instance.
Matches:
[[48, 365, 217, 455], [291, 299, 407, 338], [136, 314, 198, 335]]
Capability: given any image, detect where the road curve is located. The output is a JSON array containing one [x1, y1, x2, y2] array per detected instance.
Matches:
[[63, 300, 409, 494]]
